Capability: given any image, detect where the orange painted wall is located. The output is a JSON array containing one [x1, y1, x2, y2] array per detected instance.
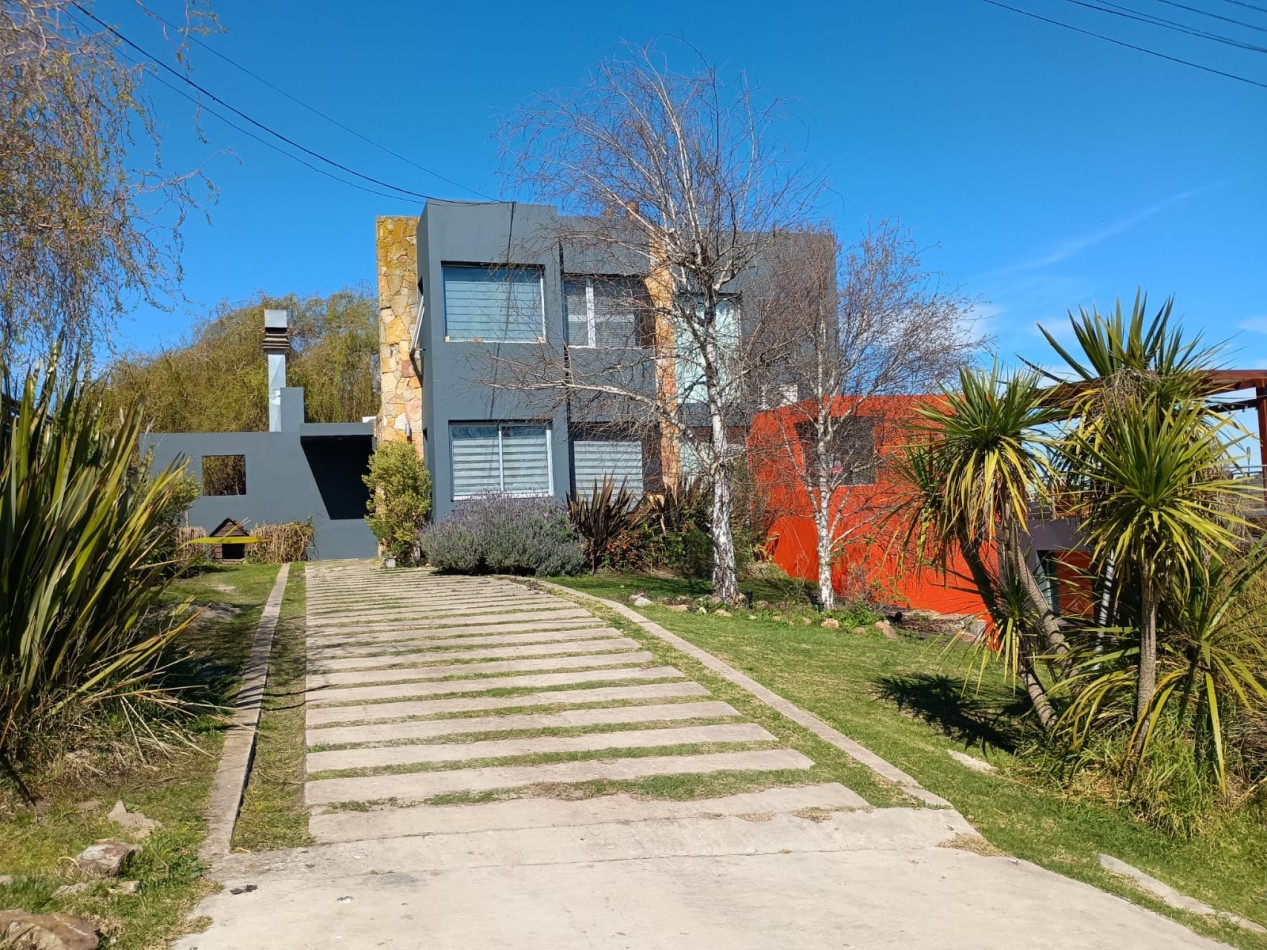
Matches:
[[749, 395, 990, 616]]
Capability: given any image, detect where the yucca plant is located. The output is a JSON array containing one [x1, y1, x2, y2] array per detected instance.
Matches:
[[0, 361, 197, 793], [568, 477, 641, 572]]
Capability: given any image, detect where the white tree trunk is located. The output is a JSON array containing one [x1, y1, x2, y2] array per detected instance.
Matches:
[[815, 501, 834, 611]]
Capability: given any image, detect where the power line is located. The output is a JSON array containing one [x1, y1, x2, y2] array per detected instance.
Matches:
[[980, 0, 1267, 89], [1218, 0, 1267, 15], [1065, 0, 1267, 53], [1148, 0, 1267, 32], [143, 8, 495, 202], [64, 10, 413, 203], [71, 2, 488, 203]]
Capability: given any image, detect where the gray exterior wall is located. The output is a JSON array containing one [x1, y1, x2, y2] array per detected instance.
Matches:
[[415, 201, 657, 520], [141, 388, 377, 560]]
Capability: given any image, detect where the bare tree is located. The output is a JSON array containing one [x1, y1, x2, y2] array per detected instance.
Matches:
[[759, 219, 982, 610], [497, 42, 821, 602], [0, 0, 217, 365]]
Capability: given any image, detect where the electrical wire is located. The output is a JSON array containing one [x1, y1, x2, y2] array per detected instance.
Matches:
[[1064, 0, 1267, 53], [71, 2, 490, 202], [1218, 0, 1267, 16], [1148, 0, 1267, 32], [980, 0, 1267, 88], [142, 8, 496, 201]]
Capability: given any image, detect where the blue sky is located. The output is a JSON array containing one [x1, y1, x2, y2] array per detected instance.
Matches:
[[114, 0, 1266, 376]]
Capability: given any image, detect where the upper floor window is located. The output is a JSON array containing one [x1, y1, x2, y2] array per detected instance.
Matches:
[[564, 275, 649, 348], [443, 264, 544, 342], [675, 295, 741, 403]]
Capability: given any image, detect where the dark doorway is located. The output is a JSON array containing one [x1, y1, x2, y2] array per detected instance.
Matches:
[[301, 435, 373, 520]]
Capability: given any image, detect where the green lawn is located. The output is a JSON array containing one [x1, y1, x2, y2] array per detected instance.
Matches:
[[0, 563, 280, 949], [554, 574, 1267, 950]]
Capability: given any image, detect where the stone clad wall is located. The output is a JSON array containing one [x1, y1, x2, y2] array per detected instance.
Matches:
[[376, 216, 423, 455]]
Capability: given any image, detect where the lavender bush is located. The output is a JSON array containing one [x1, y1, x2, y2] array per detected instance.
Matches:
[[421, 495, 585, 576]]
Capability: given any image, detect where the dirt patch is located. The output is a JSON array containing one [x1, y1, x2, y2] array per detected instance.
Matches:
[[939, 833, 1005, 857]]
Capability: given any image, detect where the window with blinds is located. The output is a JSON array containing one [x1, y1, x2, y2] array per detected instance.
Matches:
[[450, 424, 551, 499], [572, 438, 644, 496], [563, 276, 647, 347], [443, 264, 544, 342]]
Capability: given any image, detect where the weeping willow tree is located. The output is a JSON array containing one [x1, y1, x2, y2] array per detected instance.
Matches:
[[1, 0, 218, 365], [100, 286, 379, 431]]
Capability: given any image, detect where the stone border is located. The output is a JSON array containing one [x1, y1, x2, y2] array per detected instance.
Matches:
[[526, 580, 953, 809], [201, 563, 291, 861], [1099, 854, 1266, 935]]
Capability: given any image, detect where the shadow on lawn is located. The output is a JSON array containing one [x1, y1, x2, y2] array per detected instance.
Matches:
[[875, 672, 1033, 754]]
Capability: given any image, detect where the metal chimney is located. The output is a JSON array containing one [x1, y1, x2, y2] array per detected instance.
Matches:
[[263, 309, 290, 432]]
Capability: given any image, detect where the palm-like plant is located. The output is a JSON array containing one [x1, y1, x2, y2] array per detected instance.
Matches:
[[896, 365, 1065, 728], [0, 362, 196, 790], [568, 476, 641, 572], [1062, 400, 1248, 757]]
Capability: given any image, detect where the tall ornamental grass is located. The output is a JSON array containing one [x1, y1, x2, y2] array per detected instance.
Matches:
[[0, 363, 196, 782]]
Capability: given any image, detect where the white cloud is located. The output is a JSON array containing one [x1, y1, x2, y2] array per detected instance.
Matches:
[[1237, 316, 1267, 334]]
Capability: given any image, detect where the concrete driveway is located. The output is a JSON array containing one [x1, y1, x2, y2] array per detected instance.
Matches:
[[177, 563, 1222, 949]]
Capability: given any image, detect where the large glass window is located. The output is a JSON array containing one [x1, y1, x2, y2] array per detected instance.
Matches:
[[443, 264, 544, 342], [563, 276, 648, 347], [450, 423, 551, 499], [675, 296, 740, 403], [572, 436, 644, 496]]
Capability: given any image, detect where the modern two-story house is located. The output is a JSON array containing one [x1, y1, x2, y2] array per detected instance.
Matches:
[[376, 200, 775, 521]]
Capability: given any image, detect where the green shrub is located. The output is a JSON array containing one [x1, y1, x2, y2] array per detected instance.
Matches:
[[147, 470, 200, 573], [422, 495, 585, 576], [0, 362, 198, 779], [363, 441, 432, 566]]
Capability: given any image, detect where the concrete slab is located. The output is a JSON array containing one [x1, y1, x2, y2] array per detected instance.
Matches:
[[309, 782, 868, 843], [308, 637, 637, 672], [306, 722, 775, 773], [305, 608, 594, 636], [307, 600, 565, 627], [306, 700, 739, 747], [305, 665, 687, 708], [1099, 853, 1266, 934], [305, 681, 709, 727], [306, 651, 655, 692], [178, 833, 1226, 950], [305, 749, 815, 805], [305, 620, 609, 649], [306, 627, 621, 658]]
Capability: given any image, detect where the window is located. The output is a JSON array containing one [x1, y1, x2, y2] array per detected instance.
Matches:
[[450, 423, 551, 499], [675, 296, 740, 403], [202, 455, 246, 496], [795, 418, 877, 486], [572, 435, 644, 496], [443, 264, 544, 342], [564, 276, 648, 347], [1037, 551, 1060, 615]]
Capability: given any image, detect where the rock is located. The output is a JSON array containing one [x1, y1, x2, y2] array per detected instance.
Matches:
[[0, 910, 100, 949], [715, 609, 732, 618], [0, 875, 12, 887], [947, 750, 997, 774], [666, 604, 690, 613], [852, 627, 868, 635], [746, 614, 757, 621], [74, 841, 140, 878], [695, 607, 708, 614], [753, 600, 772, 611], [820, 618, 840, 630], [107, 881, 140, 896], [875, 620, 897, 640], [771, 615, 783, 622], [53, 883, 93, 897], [629, 594, 653, 608], [107, 801, 161, 840]]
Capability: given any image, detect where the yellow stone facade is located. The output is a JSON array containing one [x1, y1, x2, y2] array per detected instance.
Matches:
[[376, 215, 423, 456]]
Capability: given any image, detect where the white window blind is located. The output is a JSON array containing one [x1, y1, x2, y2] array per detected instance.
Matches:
[[451, 424, 551, 499], [573, 439, 643, 496], [443, 265, 544, 342], [563, 276, 645, 347]]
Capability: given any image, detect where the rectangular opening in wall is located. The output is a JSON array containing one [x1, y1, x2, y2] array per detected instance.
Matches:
[[450, 423, 552, 500], [442, 264, 545, 342], [564, 275, 652, 347], [571, 429, 645, 497], [202, 455, 246, 496]]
